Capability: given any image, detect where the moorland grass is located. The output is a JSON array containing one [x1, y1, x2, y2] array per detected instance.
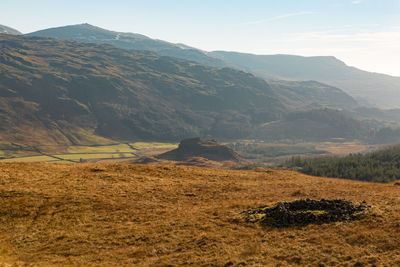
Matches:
[[0, 163, 399, 266]]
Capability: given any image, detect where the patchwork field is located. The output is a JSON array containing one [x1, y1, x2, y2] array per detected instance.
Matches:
[[0, 142, 178, 163], [0, 163, 399, 266], [229, 141, 376, 166]]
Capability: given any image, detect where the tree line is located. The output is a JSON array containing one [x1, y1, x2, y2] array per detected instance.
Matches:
[[286, 145, 400, 182]]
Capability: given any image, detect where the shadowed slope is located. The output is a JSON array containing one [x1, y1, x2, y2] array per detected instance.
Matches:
[[0, 34, 363, 145], [26, 24, 359, 111], [0, 34, 285, 144]]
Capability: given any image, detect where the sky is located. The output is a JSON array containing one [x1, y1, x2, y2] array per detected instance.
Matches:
[[2, 0, 400, 76]]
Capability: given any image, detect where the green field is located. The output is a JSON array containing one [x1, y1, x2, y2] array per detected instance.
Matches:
[[0, 142, 178, 163], [1, 155, 60, 162], [68, 143, 136, 154]]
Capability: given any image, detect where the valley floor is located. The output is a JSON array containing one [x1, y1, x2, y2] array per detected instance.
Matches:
[[0, 163, 399, 266]]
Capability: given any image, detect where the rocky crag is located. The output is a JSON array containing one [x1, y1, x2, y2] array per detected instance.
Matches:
[[157, 138, 241, 162]]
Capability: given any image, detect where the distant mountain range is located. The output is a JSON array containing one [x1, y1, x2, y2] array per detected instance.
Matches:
[[27, 23, 400, 109], [1, 23, 400, 145], [1, 34, 364, 145], [0, 24, 21, 35], [210, 51, 400, 108], [27, 23, 229, 69]]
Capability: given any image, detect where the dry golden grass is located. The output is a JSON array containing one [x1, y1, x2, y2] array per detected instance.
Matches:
[[0, 163, 399, 266]]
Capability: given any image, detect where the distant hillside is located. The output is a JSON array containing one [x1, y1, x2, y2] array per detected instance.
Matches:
[[347, 107, 400, 126], [268, 80, 358, 110], [287, 145, 400, 182], [26, 24, 359, 112], [250, 107, 400, 144], [252, 109, 369, 142], [0, 34, 285, 144], [0, 24, 21, 35], [27, 23, 229, 68], [210, 51, 400, 109], [0, 34, 365, 145], [27, 24, 400, 109]]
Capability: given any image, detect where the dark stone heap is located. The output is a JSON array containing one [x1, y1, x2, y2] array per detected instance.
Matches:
[[245, 199, 370, 227]]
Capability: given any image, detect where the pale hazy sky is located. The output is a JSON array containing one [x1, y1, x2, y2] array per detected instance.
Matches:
[[2, 0, 400, 76]]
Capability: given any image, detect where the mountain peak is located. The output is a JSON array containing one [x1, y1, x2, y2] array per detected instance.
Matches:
[[0, 24, 22, 35], [27, 23, 228, 68]]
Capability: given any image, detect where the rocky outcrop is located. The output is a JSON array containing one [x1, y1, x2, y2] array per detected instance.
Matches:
[[157, 138, 241, 162]]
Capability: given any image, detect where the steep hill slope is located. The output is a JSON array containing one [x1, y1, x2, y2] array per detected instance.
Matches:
[[268, 80, 358, 110], [0, 24, 21, 35], [0, 34, 364, 145], [25, 24, 359, 110], [0, 34, 286, 144], [27, 23, 228, 68], [28, 24, 400, 109], [210, 51, 400, 108], [252, 109, 369, 142]]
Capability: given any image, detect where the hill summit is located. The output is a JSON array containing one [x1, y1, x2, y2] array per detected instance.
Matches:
[[157, 138, 241, 162], [0, 24, 21, 35]]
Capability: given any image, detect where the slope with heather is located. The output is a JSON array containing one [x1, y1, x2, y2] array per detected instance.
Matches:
[[0, 34, 366, 145], [28, 23, 400, 109], [0, 34, 287, 144]]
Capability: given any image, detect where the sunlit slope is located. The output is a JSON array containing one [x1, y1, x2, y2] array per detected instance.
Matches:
[[0, 34, 360, 145], [211, 51, 400, 108], [0, 163, 399, 266]]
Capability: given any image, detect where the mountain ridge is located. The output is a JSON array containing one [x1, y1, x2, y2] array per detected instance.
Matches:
[[0, 34, 366, 145], [210, 51, 400, 108], [27, 23, 230, 68], [0, 24, 21, 35], [27, 23, 400, 108]]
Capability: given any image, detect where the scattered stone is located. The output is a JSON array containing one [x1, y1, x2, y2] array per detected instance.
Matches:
[[244, 199, 370, 227]]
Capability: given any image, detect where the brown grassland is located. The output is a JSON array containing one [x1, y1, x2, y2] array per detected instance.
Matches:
[[0, 163, 400, 266]]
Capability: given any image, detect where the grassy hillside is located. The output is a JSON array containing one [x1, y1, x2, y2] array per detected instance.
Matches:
[[0, 34, 365, 145], [27, 24, 400, 109], [287, 145, 400, 182], [26, 24, 359, 110], [27, 23, 229, 68], [268, 80, 358, 110], [0, 163, 399, 266], [0, 34, 285, 144], [252, 108, 369, 142], [210, 51, 400, 108], [0, 24, 21, 35]]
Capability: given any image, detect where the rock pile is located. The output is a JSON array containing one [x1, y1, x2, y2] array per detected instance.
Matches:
[[245, 199, 370, 227]]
